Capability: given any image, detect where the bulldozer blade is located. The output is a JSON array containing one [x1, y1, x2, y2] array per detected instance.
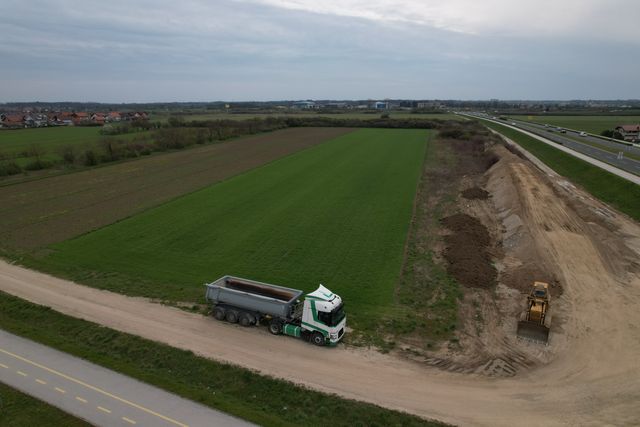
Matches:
[[517, 321, 550, 344]]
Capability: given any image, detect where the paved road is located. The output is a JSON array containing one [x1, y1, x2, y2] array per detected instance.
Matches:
[[459, 113, 640, 184], [507, 118, 640, 175], [0, 329, 253, 427]]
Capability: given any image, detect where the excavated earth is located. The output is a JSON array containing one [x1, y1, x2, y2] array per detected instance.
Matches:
[[1, 139, 640, 426]]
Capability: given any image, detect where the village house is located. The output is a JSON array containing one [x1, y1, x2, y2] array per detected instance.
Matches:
[[0, 113, 26, 128], [615, 124, 640, 142]]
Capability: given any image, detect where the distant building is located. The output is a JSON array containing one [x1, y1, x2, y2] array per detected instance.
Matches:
[[0, 114, 26, 128], [373, 101, 388, 109], [615, 124, 640, 142], [293, 101, 316, 109]]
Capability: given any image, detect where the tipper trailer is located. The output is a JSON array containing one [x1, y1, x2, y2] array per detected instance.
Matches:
[[205, 275, 346, 346]]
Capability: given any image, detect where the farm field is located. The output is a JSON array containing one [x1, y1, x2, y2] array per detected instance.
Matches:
[[0, 126, 151, 165], [34, 128, 430, 328], [0, 127, 352, 249], [155, 111, 458, 122], [509, 115, 640, 134]]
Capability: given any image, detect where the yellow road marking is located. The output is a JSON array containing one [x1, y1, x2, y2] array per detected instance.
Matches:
[[36, 378, 47, 385], [122, 417, 137, 425], [16, 370, 27, 376], [55, 387, 66, 394], [97, 406, 111, 414], [0, 346, 188, 427], [76, 396, 88, 403], [0, 363, 8, 369]]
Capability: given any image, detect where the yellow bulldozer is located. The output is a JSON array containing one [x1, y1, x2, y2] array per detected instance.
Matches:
[[516, 282, 551, 343]]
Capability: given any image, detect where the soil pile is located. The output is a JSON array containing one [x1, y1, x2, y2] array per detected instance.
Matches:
[[461, 187, 489, 200], [441, 213, 496, 288]]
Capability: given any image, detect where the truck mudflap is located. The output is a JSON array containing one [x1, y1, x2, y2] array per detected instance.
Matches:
[[516, 321, 550, 344]]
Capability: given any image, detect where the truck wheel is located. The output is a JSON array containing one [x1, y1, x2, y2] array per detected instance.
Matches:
[[239, 313, 254, 327], [311, 332, 325, 346], [213, 307, 226, 321], [268, 320, 282, 335], [225, 310, 239, 323]]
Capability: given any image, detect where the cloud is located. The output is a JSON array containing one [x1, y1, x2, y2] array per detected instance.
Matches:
[[248, 0, 640, 41]]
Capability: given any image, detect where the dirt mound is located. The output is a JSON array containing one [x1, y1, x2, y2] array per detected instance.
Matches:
[[441, 213, 496, 288], [461, 187, 489, 200]]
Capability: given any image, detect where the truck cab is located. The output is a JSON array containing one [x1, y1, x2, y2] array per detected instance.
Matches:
[[301, 285, 346, 346]]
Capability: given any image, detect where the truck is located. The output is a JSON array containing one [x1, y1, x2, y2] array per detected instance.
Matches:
[[205, 275, 346, 346]]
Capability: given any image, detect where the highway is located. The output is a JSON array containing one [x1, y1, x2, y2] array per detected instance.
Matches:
[[0, 329, 253, 427], [460, 113, 640, 182], [506, 118, 640, 175]]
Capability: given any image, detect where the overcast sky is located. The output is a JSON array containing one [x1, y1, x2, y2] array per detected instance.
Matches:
[[1, 0, 639, 102]]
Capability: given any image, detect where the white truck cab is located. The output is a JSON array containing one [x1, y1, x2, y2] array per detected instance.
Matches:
[[301, 285, 346, 346]]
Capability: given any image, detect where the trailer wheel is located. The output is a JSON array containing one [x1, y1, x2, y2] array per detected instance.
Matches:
[[268, 320, 282, 335], [311, 332, 325, 346], [213, 307, 226, 321], [225, 310, 239, 323], [239, 313, 254, 327]]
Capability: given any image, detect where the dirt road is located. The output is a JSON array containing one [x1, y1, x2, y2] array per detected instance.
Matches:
[[1, 147, 640, 426]]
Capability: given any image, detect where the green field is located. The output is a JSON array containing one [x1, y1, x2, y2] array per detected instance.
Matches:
[[0, 382, 89, 426], [157, 111, 458, 122], [0, 126, 149, 165], [36, 128, 429, 329], [509, 115, 640, 135], [482, 120, 640, 222]]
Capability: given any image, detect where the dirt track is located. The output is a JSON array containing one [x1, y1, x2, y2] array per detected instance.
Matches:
[[1, 145, 640, 426]]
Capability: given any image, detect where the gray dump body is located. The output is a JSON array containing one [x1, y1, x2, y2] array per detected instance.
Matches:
[[205, 275, 304, 320]]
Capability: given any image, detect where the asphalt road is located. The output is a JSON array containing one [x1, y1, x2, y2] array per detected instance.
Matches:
[[0, 329, 253, 427], [461, 113, 640, 180], [507, 118, 640, 175]]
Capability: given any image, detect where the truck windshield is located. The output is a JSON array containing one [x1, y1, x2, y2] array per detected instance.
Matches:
[[318, 303, 346, 327]]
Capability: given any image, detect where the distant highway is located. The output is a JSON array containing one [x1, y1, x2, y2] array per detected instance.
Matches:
[[459, 113, 640, 182], [0, 329, 253, 427]]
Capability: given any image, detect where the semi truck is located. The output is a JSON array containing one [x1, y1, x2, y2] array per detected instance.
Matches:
[[205, 275, 346, 346]]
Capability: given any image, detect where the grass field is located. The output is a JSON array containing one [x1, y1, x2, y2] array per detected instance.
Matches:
[[0, 291, 441, 427], [0, 127, 350, 249], [483, 120, 640, 221], [0, 381, 89, 426], [0, 126, 150, 165], [33, 128, 429, 329], [509, 115, 640, 135], [157, 111, 459, 122]]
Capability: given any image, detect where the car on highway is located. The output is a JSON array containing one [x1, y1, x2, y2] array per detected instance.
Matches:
[[579, 131, 587, 137], [511, 122, 516, 125]]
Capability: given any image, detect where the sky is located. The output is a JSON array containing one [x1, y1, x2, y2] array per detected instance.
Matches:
[[1, 0, 639, 102]]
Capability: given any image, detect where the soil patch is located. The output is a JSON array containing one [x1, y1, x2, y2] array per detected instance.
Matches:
[[461, 186, 489, 200], [0, 127, 353, 250], [441, 213, 496, 288]]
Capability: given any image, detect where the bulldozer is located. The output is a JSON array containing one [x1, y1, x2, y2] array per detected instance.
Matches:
[[516, 282, 551, 343]]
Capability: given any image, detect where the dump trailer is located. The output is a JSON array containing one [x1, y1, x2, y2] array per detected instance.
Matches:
[[205, 275, 346, 346], [516, 281, 551, 343]]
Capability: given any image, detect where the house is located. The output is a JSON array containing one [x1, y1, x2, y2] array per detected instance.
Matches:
[[615, 124, 640, 142], [91, 113, 106, 125], [0, 114, 25, 129], [71, 112, 90, 125], [107, 111, 122, 122]]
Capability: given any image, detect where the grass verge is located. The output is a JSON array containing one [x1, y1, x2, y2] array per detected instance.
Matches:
[[0, 381, 90, 426], [0, 291, 442, 427], [482, 120, 640, 222]]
